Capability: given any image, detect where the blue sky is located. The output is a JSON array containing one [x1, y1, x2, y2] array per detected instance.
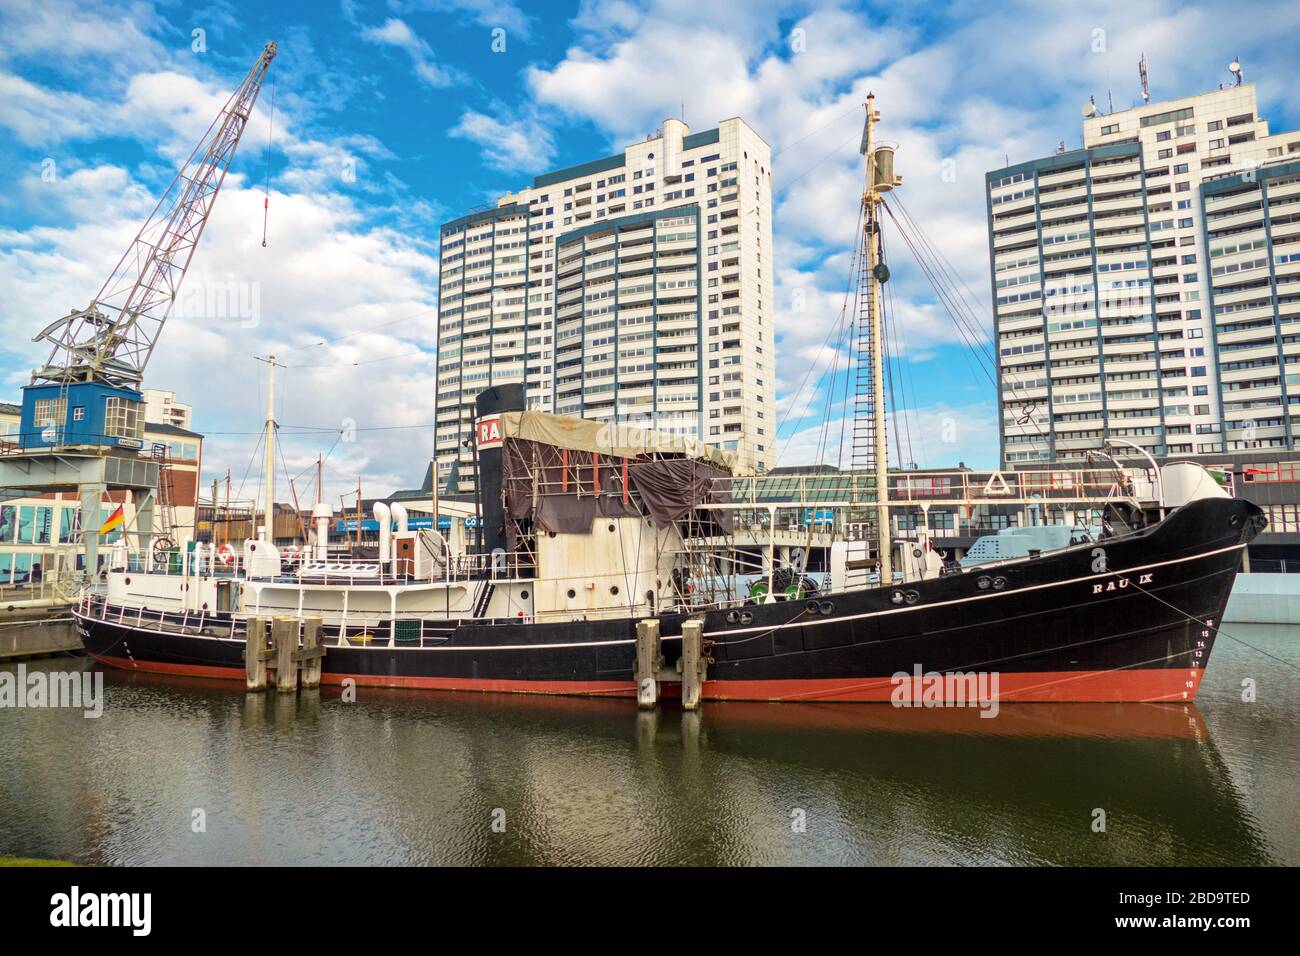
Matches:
[[1, 0, 1298, 502]]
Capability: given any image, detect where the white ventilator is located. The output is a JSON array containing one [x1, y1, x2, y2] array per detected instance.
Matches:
[[312, 501, 333, 562], [373, 502, 392, 563]]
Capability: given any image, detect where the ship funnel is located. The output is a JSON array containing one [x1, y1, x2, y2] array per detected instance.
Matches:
[[373, 501, 392, 563], [474, 384, 525, 557]]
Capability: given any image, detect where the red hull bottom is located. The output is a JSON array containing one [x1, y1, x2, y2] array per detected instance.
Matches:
[[91, 654, 1203, 703]]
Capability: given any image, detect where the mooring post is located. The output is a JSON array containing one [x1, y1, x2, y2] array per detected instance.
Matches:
[[272, 616, 298, 694], [635, 618, 661, 709], [299, 616, 324, 688], [245, 617, 268, 691], [680, 619, 704, 711]]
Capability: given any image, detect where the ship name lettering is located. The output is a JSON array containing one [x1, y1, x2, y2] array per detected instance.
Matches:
[[1092, 572, 1154, 595]]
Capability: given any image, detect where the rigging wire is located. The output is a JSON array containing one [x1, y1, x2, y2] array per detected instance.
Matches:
[[282, 349, 430, 369], [885, 258, 928, 467], [232, 428, 265, 509], [261, 83, 275, 248], [877, 226, 914, 469], [775, 197, 867, 460], [771, 103, 865, 160], [881, 198, 1044, 451], [279, 305, 440, 354]]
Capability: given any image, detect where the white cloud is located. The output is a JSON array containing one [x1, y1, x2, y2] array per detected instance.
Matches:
[[0, 0, 167, 65], [449, 108, 557, 173], [392, 0, 535, 41], [0, 71, 102, 145], [360, 17, 462, 88]]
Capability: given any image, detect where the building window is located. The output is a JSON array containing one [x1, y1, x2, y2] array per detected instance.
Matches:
[[32, 398, 66, 428], [104, 397, 143, 440]]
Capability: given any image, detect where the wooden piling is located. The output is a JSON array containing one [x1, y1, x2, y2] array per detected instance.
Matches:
[[298, 617, 324, 688], [244, 617, 270, 691], [680, 619, 705, 711], [635, 619, 661, 709], [272, 617, 298, 694]]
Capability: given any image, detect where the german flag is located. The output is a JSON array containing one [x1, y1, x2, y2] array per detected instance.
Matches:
[[98, 504, 125, 536]]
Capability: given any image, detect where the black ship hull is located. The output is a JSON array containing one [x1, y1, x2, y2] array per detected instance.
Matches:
[[75, 496, 1263, 703]]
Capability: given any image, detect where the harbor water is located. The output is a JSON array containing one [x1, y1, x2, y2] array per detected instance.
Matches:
[[2, 624, 1297, 866]]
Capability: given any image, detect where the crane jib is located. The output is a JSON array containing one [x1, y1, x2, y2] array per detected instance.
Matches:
[[29, 41, 277, 390]]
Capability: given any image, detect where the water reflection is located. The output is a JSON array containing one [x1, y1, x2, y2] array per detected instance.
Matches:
[[1, 628, 1296, 866]]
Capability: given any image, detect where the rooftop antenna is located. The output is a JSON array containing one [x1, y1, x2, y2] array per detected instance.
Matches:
[[1108, 89, 1114, 113], [1139, 52, 1150, 103], [1229, 57, 1244, 86], [1082, 98, 1098, 120]]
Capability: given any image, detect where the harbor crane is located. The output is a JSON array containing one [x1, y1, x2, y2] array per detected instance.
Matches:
[[28, 40, 277, 397], [1, 42, 276, 577]]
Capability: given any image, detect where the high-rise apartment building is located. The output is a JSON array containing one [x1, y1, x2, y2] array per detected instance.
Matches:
[[986, 82, 1300, 464], [435, 117, 776, 493], [142, 389, 193, 430]]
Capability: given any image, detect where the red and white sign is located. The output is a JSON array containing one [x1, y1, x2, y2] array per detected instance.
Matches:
[[477, 415, 503, 450]]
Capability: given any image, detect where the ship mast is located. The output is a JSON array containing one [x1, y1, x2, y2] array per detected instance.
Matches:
[[860, 93, 898, 584], [254, 354, 282, 542]]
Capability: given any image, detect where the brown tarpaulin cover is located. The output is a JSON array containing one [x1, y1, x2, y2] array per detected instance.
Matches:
[[628, 459, 733, 533]]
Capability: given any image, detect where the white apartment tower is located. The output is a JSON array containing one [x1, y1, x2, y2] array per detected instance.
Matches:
[[987, 81, 1300, 464], [435, 117, 776, 493]]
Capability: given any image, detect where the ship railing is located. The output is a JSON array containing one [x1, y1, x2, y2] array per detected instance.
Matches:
[[77, 592, 528, 649], [122, 548, 251, 579], [711, 466, 1148, 509], [79, 591, 230, 639]]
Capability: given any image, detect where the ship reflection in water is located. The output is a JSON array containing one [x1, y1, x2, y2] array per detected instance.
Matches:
[[1, 625, 1296, 866]]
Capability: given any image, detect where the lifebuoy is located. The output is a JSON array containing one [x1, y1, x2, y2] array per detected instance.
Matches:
[[217, 544, 236, 567]]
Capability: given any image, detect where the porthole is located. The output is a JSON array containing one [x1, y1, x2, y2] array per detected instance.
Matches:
[[124, 577, 131, 585], [610, 585, 620, 596], [992, 577, 1007, 591], [725, 610, 739, 624], [520, 589, 530, 600], [805, 600, 820, 613], [548, 531, 557, 538], [566, 589, 576, 599], [890, 590, 905, 605], [608, 523, 616, 532], [819, 601, 834, 615], [739, 611, 753, 625], [977, 576, 991, 590], [904, 590, 920, 605]]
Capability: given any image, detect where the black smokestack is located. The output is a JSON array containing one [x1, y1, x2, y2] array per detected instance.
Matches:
[[474, 384, 525, 558]]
